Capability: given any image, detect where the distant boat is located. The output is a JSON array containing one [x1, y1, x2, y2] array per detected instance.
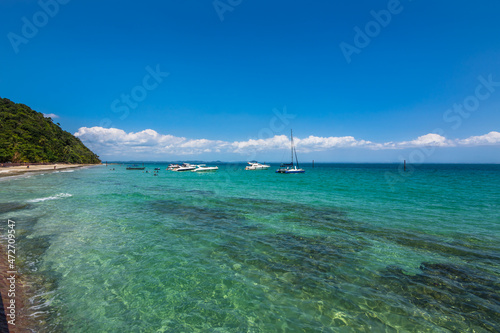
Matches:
[[245, 162, 270, 170], [126, 164, 145, 170], [192, 164, 219, 172], [154, 167, 161, 170], [276, 130, 305, 174]]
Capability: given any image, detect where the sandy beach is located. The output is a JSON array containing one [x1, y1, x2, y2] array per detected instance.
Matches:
[[0, 164, 99, 178]]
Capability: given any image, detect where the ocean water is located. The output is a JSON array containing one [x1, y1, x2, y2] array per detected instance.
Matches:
[[1, 163, 499, 332]]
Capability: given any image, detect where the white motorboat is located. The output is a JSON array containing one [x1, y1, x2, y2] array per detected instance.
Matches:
[[192, 164, 218, 172], [173, 163, 197, 172], [245, 162, 270, 170]]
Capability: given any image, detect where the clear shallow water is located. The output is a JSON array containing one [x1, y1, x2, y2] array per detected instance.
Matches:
[[1, 163, 499, 332]]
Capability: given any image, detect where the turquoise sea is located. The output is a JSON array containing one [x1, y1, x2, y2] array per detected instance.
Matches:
[[1, 163, 499, 332]]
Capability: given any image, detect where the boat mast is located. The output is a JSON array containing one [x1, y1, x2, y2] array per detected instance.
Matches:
[[290, 129, 294, 167], [294, 145, 300, 169], [290, 129, 300, 169]]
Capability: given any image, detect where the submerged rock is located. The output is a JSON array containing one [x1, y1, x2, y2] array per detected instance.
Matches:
[[0, 202, 30, 214], [377, 262, 500, 332]]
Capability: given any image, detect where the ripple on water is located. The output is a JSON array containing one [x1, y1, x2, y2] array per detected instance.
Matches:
[[7, 177, 499, 332]]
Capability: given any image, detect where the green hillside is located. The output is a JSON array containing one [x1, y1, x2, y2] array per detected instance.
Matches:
[[0, 97, 101, 164]]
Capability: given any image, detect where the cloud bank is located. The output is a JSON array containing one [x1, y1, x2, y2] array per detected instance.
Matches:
[[75, 127, 500, 157]]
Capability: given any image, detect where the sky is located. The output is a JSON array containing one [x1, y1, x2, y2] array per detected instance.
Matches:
[[1, 0, 500, 162]]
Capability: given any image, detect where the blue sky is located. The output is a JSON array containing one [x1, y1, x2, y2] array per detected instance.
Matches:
[[1, 0, 500, 162]]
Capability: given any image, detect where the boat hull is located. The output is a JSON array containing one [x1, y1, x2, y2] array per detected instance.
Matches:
[[245, 166, 270, 170], [193, 167, 218, 172], [276, 169, 305, 174]]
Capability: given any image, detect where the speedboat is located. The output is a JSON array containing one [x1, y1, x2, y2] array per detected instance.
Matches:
[[192, 164, 218, 172], [245, 162, 270, 170], [173, 163, 197, 172]]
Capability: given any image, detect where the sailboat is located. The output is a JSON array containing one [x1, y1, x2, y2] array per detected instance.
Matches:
[[276, 130, 305, 174]]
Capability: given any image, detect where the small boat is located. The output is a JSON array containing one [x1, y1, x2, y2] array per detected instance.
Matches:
[[173, 163, 197, 172], [126, 164, 145, 170], [154, 167, 161, 170], [245, 162, 270, 170], [192, 164, 218, 172], [276, 130, 305, 174]]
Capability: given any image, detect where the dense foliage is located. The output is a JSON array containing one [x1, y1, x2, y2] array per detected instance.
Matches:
[[0, 97, 101, 164]]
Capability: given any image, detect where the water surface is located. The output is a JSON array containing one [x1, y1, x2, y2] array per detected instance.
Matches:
[[1, 163, 499, 332]]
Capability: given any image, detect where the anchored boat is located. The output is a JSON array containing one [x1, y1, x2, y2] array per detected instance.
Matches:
[[245, 162, 270, 170], [276, 130, 305, 174], [173, 163, 197, 172]]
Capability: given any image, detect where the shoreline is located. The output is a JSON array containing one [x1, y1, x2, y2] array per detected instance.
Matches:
[[0, 164, 102, 179]]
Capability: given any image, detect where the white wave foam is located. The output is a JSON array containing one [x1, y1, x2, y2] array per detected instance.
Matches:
[[28, 193, 73, 203], [61, 169, 75, 173]]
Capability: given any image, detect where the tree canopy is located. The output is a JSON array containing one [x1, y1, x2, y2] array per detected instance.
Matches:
[[0, 97, 101, 164]]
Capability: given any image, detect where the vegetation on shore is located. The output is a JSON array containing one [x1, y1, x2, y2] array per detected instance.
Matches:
[[0, 97, 101, 164]]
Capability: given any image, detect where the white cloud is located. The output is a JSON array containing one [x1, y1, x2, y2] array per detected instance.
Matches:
[[296, 135, 375, 151], [394, 133, 454, 148], [231, 135, 290, 153], [74, 127, 500, 158], [43, 113, 59, 119], [75, 127, 227, 155], [457, 131, 500, 146]]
